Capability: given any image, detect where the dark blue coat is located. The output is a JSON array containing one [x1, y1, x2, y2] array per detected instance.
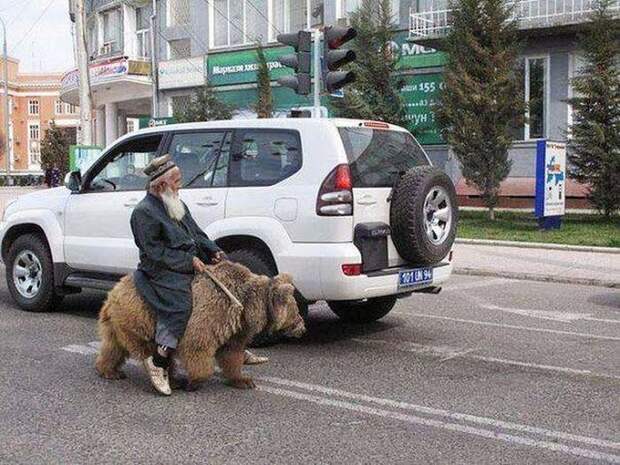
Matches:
[[130, 192, 221, 343]]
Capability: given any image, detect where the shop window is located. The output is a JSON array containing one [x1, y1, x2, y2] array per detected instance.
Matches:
[[28, 100, 39, 115], [229, 130, 302, 187], [169, 39, 191, 59], [526, 57, 546, 139]]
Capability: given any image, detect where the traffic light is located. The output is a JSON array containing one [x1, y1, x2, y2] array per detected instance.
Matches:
[[277, 31, 312, 96], [323, 26, 357, 93]]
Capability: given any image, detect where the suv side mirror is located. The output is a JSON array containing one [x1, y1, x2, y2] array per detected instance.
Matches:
[[64, 171, 82, 193]]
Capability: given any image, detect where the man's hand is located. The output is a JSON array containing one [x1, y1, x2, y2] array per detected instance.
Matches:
[[211, 251, 228, 264], [192, 257, 207, 274]]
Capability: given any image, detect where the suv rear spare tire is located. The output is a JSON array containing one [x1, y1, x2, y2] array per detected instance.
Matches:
[[390, 166, 457, 265], [6, 234, 63, 312]]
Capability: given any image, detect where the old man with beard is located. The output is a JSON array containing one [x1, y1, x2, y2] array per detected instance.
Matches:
[[131, 154, 267, 396]]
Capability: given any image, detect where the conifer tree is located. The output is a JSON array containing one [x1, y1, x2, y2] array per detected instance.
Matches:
[[255, 41, 273, 118], [40, 121, 71, 176], [174, 85, 235, 123], [435, 0, 525, 219], [568, 0, 620, 216], [331, 0, 406, 127]]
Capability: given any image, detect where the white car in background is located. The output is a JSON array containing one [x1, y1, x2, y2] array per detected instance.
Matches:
[[0, 118, 457, 324]]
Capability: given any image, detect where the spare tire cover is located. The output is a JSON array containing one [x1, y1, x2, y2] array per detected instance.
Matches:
[[389, 166, 458, 265]]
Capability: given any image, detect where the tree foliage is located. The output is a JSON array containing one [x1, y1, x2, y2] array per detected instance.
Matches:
[[568, 0, 620, 216], [330, 0, 407, 127], [254, 41, 273, 118], [435, 0, 525, 219], [40, 121, 71, 176], [174, 85, 236, 123]]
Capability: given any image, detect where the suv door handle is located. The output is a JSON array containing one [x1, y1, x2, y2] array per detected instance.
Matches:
[[124, 199, 138, 208], [357, 195, 377, 206], [196, 197, 219, 207]]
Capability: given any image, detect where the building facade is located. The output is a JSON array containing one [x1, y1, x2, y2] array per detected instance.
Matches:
[[61, 0, 618, 206], [1, 57, 80, 181]]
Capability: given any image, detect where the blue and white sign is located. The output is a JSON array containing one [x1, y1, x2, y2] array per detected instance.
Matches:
[[535, 140, 566, 220]]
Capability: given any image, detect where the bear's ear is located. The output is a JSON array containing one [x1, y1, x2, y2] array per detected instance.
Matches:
[[269, 281, 294, 329]]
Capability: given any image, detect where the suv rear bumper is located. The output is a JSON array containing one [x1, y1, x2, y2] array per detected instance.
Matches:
[[278, 242, 453, 301]]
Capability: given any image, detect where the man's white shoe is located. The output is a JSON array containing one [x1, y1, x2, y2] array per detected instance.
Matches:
[[143, 356, 172, 396]]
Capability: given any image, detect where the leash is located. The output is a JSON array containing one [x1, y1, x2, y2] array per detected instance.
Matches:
[[202, 268, 244, 309]]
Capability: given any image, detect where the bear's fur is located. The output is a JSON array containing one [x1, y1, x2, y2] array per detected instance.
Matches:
[[95, 260, 305, 390]]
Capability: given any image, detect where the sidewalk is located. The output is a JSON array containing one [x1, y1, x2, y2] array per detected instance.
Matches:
[[453, 242, 620, 288]]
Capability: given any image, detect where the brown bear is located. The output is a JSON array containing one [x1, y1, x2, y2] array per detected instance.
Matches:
[[95, 260, 305, 391]]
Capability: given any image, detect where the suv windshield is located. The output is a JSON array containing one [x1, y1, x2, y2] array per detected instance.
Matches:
[[339, 128, 429, 188]]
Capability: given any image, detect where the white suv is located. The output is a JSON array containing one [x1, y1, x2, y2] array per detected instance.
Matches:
[[1, 118, 457, 323]]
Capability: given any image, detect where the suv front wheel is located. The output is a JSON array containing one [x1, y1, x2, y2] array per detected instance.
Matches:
[[328, 296, 397, 323], [6, 234, 63, 312]]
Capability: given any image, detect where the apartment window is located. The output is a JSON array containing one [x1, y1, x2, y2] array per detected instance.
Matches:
[[28, 100, 39, 115], [102, 8, 122, 54], [338, 0, 400, 22], [65, 103, 77, 114], [525, 57, 548, 140], [169, 0, 191, 26], [28, 123, 41, 165], [87, 20, 98, 57], [211, 0, 269, 47], [136, 5, 152, 58], [55, 100, 64, 115], [169, 39, 192, 59]]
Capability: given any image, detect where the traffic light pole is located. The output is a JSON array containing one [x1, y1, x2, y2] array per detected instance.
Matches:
[[313, 29, 321, 118]]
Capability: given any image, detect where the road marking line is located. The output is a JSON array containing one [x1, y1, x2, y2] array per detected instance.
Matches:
[[397, 312, 620, 341], [352, 338, 620, 381], [257, 375, 620, 452], [61, 343, 620, 460], [258, 384, 620, 463], [444, 278, 516, 292]]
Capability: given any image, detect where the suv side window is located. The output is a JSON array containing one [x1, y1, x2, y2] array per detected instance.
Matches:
[[168, 131, 230, 188], [87, 134, 163, 192], [229, 129, 302, 187]]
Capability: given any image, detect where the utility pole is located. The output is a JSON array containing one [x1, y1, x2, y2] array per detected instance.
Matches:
[[74, 0, 93, 145], [0, 17, 11, 184], [150, 0, 159, 118]]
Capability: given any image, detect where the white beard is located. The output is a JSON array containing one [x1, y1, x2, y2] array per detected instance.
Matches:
[[161, 189, 186, 222]]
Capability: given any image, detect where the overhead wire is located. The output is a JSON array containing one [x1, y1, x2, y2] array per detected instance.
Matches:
[[9, 0, 57, 54]]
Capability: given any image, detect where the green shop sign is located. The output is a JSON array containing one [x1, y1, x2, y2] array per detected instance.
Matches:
[[208, 47, 294, 86], [138, 117, 176, 129], [401, 73, 444, 145], [391, 31, 446, 70]]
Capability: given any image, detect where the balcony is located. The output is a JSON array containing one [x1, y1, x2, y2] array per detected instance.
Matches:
[[409, 0, 620, 41]]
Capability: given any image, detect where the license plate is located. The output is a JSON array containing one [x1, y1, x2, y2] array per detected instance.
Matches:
[[398, 267, 433, 288]]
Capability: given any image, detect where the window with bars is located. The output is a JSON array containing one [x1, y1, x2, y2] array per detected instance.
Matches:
[[169, 38, 192, 59], [170, 95, 192, 118], [28, 100, 39, 115], [169, 0, 191, 26]]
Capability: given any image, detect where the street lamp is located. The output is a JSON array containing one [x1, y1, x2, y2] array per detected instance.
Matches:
[[0, 17, 10, 185]]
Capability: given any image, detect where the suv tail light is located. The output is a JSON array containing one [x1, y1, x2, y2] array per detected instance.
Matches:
[[317, 164, 353, 216]]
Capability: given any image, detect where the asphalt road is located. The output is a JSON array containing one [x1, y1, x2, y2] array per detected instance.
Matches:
[[1, 271, 619, 465]]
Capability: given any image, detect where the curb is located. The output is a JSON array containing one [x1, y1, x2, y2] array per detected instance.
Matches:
[[455, 238, 620, 254], [454, 267, 619, 289]]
